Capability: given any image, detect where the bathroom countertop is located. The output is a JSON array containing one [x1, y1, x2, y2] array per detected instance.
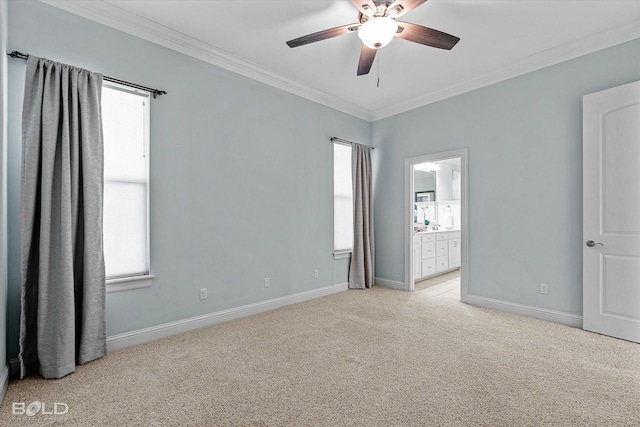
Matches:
[[413, 228, 460, 235]]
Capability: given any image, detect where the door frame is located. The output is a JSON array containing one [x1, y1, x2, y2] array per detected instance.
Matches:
[[404, 148, 469, 301]]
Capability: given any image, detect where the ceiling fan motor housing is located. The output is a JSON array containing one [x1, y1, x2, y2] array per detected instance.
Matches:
[[359, 2, 403, 21]]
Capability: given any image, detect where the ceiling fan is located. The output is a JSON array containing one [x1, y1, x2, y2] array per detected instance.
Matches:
[[286, 0, 460, 76]]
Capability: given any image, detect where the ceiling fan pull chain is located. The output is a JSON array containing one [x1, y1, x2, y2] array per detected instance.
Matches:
[[377, 52, 380, 88]]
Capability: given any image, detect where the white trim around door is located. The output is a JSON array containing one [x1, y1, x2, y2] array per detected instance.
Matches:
[[404, 149, 469, 302]]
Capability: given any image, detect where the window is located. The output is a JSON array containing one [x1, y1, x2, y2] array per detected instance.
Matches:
[[333, 143, 353, 256], [101, 83, 153, 292]]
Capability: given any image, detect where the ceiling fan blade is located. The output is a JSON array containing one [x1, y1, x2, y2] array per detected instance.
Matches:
[[386, 0, 428, 18], [357, 45, 377, 76], [351, 0, 378, 17], [395, 22, 460, 50], [286, 23, 360, 48]]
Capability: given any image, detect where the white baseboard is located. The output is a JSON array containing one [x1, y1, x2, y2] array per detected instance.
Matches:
[[107, 283, 349, 352], [0, 366, 9, 406], [466, 295, 583, 328], [375, 277, 406, 291]]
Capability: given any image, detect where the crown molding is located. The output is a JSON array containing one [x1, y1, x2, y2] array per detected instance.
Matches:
[[39, 0, 373, 121], [40, 1, 639, 123], [372, 20, 640, 121]]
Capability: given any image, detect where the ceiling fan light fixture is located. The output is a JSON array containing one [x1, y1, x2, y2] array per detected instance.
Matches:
[[357, 16, 398, 49]]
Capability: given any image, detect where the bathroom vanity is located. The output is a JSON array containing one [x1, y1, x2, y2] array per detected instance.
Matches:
[[413, 230, 461, 281]]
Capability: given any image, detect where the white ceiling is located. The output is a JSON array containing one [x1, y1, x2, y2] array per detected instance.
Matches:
[[43, 0, 640, 121]]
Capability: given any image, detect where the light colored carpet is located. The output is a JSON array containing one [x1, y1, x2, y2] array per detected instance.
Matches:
[[1, 286, 639, 426]]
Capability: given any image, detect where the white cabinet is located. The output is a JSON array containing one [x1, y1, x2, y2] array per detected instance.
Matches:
[[414, 231, 461, 281], [422, 242, 436, 259], [420, 234, 436, 279], [435, 238, 449, 272], [421, 258, 436, 277], [421, 234, 436, 245], [436, 256, 449, 273], [448, 233, 461, 269]]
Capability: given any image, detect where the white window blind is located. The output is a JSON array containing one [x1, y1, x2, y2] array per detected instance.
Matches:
[[333, 143, 353, 252], [102, 84, 150, 280]]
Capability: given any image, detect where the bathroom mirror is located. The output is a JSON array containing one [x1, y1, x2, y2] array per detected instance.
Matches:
[[414, 169, 436, 201]]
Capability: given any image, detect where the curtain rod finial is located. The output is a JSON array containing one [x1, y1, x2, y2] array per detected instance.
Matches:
[[8, 51, 29, 60]]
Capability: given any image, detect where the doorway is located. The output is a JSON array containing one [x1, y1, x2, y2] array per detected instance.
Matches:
[[404, 149, 468, 302]]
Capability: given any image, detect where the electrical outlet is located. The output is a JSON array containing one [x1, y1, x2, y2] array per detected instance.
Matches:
[[264, 278, 270, 288], [313, 269, 319, 279], [199, 288, 207, 300], [539, 283, 548, 295]]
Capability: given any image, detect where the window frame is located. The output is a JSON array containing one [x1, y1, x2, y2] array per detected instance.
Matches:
[[102, 82, 155, 293], [333, 141, 353, 259]]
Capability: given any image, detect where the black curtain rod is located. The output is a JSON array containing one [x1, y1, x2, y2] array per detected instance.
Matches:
[[330, 137, 375, 149], [8, 51, 167, 98]]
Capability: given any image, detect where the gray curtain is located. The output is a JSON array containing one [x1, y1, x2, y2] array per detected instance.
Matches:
[[20, 56, 106, 379], [349, 143, 375, 289]]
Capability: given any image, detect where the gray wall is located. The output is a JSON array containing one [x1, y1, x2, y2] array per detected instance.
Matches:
[[0, 0, 8, 381], [373, 39, 640, 315], [6, 1, 370, 358]]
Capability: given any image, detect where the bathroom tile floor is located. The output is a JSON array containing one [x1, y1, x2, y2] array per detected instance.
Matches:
[[414, 269, 460, 300]]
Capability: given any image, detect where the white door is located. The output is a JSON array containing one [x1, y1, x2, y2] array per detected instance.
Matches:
[[583, 80, 640, 343]]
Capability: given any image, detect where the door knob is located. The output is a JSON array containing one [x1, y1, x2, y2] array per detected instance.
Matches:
[[586, 240, 605, 248]]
